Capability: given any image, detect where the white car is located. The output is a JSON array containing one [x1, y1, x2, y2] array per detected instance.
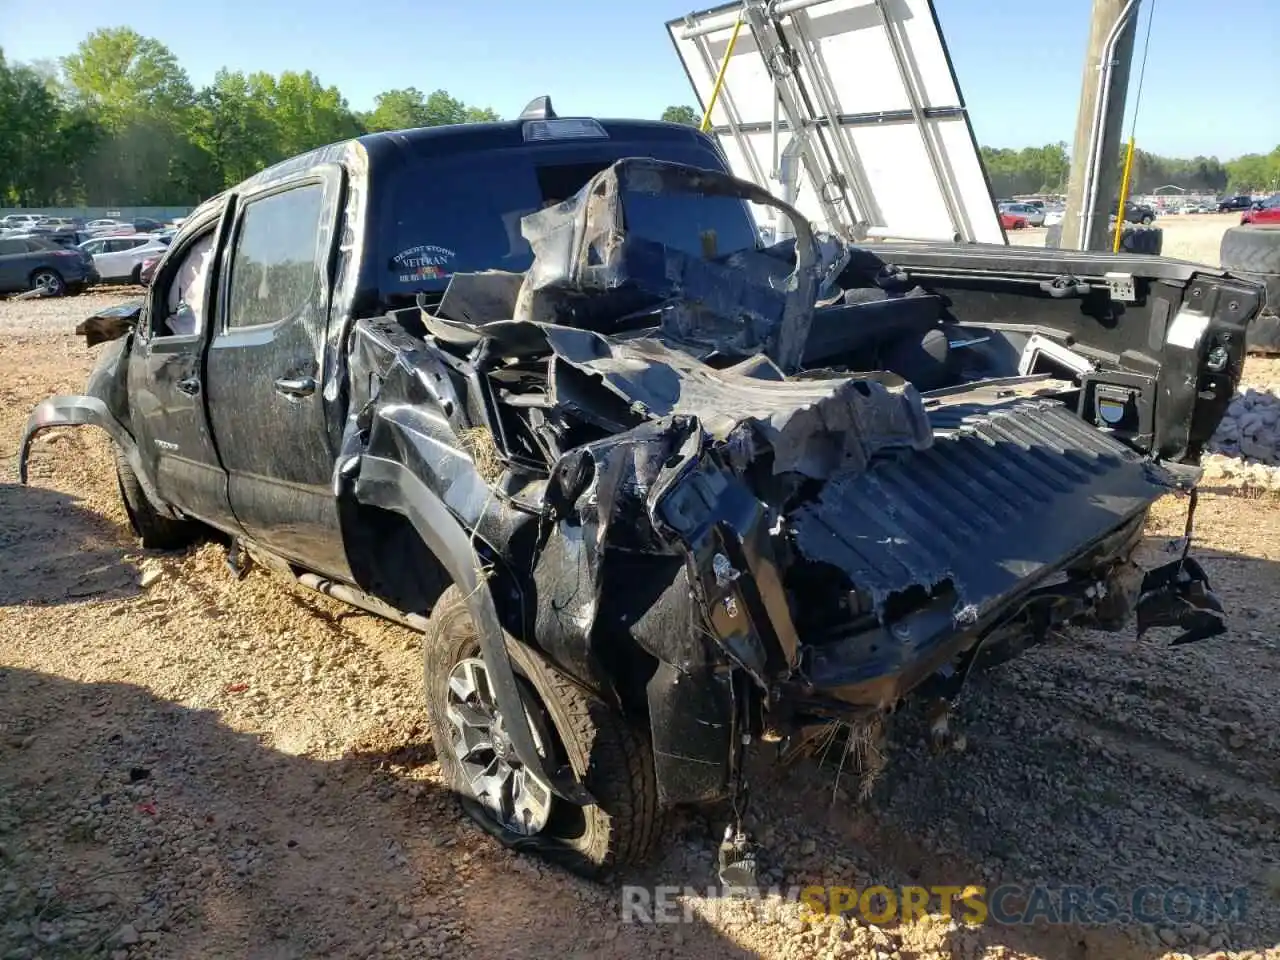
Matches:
[[78, 234, 171, 284], [1043, 205, 1066, 227], [998, 202, 1046, 227], [84, 219, 136, 237]]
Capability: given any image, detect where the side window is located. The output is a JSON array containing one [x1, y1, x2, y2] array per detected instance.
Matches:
[[0, 239, 23, 255], [155, 230, 217, 338], [225, 183, 325, 331], [82, 240, 104, 256]]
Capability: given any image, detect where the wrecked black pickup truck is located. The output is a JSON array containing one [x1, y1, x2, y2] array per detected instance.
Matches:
[[19, 101, 1263, 880]]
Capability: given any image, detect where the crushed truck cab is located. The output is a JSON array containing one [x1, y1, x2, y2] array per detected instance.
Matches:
[[19, 101, 1262, 879]]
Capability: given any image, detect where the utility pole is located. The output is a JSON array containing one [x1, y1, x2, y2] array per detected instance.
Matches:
[[1061, 0, 1141, 251]]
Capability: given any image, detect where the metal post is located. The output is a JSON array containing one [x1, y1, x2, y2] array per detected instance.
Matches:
[[1061, 0, 1141, 251], [700, 17, 746, 132], [1112, 136, 1136, 252]]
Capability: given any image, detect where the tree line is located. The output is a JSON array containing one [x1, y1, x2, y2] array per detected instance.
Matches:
[[663, 105, 1280, 198], [980, 142, 1280, 197], [0, 28, 501, 207], [2, 30, 1276, 210]]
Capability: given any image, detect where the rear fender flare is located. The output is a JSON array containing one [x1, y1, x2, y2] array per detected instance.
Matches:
[[17, 395, 177, 519], [352, 454, 596, 808]]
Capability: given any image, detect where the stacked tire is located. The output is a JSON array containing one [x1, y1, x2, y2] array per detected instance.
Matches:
[[1219, 225, 1280, 355], [1044, 222, 1163, 255]]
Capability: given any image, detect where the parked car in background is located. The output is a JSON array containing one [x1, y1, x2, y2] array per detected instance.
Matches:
[[131, 217, 166, 233], [84, 219, 134, 238], [1109, 200, 1156, 225], [998, 202, 1045, 227], [11, 230, 82, 250], [1043, 204, 1066, 227], [79, 234, 173, 284], [0, 235, 98, 296], [1, 214, 42, 230], [1218, 195, 1254, 213], [34, 217, 82, 231], [1241, 195, 1280, 225], [999, 210, 1028, 230]]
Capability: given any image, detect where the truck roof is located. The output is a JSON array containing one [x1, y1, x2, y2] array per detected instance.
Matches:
[[186, 104, 721, 226]]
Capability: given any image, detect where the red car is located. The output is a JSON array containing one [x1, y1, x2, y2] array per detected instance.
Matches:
[[138, 255, 161, 286], [1000, 211, 1028, 230], [1241, 195, 1280, 225]]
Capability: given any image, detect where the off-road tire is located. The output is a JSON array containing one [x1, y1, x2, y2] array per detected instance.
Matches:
[[422, 585, 659, 878], [1118, 223, 1162, 255], [1220, 225, 1280, 352], [114, 446, 198, 550], [1045, 222, 1162, 255]]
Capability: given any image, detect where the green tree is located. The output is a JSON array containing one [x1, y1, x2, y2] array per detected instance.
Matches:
[[59, 28, 197, 204], [980, 142, 1069, 197], [186, 70, 277, 193], [366, 87, 432, 131], [246, 70, 363, 160], [0, 50, 103, 206], [61, 27, 193, 126], [365, 86, 498, 131], [661, 104, 699, 126], [1225, 149, 1280, 193]]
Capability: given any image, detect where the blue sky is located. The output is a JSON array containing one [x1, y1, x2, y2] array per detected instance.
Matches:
[[1, 0, 1275, 158]]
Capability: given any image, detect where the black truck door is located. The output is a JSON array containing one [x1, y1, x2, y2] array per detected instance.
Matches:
[[203, 168, 351, 580], [126, 215, 237, 531]]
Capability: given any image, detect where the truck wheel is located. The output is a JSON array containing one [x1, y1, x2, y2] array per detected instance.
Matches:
[[30, 269, 65, 297], [114, 446, 198, 550], [422, 585, 659, 878], [1220, 225, 1280, 352]]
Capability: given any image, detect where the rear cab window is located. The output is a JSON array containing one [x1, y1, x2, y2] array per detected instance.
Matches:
[[375, 137, 759, 309]]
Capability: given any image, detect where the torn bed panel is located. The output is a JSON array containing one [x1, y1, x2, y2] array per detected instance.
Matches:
[[538, 324, 934, 479], [789, 399, 1179, 617]]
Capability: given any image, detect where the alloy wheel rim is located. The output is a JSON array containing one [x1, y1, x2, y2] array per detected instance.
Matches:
[[445, 657, 554, 836]]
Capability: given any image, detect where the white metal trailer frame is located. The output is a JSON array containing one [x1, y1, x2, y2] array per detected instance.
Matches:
[[666, 0, 1008, 245]]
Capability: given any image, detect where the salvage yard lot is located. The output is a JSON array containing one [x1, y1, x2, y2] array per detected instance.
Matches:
[[2, 290, 1280, 959], [1007, 212, 1243, 265]]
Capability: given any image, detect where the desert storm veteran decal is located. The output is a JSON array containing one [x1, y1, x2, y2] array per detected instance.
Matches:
[[392, 244, 456, 282]]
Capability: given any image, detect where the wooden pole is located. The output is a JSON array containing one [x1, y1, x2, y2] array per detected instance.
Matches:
[[1060, 0, 1141, 251]]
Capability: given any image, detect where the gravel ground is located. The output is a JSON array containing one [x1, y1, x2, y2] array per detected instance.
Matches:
[[3, 292, 1280, 960]]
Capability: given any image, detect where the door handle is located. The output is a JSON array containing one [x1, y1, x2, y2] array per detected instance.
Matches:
[[274, 376, 316, 398], [176, 377, 200, 396]]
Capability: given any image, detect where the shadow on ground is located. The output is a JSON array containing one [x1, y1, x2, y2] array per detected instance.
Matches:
[[0, 481, 144, 607], [0, 666, 755, 959]]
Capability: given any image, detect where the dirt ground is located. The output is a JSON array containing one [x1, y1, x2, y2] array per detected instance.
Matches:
[[2, 291, 1280, 960], [1007, 213, 1241, 265]]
